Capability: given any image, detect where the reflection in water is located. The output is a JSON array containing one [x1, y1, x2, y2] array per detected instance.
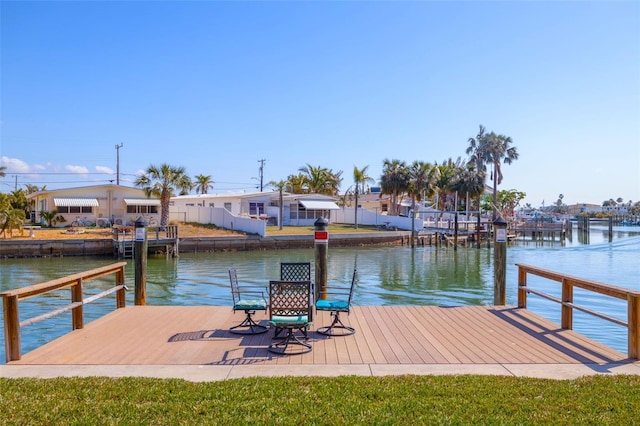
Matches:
[[1, 227, 639, 363]]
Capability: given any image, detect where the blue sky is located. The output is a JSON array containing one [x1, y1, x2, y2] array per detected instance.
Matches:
[[1, 1, 639, 208]]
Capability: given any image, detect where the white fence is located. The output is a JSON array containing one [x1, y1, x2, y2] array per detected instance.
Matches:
[[333, 207, 422, 230], [169, 206, 267, 237]]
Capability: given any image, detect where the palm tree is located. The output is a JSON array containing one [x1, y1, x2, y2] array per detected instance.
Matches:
[[466, 125, 518, 219], [452, 164, 486, 215], [134, 164, 193, 227], [286, 174, 306, 194], [380, 159, 409, 216], [0, 165, 6, 179], [433, 158, 463, 213], [298, 164, 343, 196], [352, 165, 375, 229], [408, 161, 438, 214], [466, 124, 488, 173], [268, 179, 288, 230], [194, 174, 214, 194], [484, 132, 519, 218]]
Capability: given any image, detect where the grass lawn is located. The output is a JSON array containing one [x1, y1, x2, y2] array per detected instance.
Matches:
[[2, 375, 639, 424], [265, 223, 387, 236]]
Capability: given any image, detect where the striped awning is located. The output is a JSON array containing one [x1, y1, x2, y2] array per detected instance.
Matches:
[[54, 198, 99, 207], [299, 200, 340, 210], [123, 198, 161, 206]]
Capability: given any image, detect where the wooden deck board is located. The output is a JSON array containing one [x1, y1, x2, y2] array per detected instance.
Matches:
[[10, 305, 628, 366]]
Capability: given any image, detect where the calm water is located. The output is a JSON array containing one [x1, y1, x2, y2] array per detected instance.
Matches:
[[1, 224, 639, 364]]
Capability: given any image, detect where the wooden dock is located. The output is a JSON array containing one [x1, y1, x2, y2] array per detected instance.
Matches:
[[10, 305, 627, 366], [112, 225, 179, 258]]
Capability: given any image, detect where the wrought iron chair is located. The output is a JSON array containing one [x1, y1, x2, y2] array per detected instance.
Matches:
[[280, 261, 313, 320], [228, 267, 268, 335], [268, 280, 313, 355], [280, 262, 311, 281], [315, 268, 357, 336]]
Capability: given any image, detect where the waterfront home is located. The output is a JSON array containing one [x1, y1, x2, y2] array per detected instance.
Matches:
[[27, 184, 161, 227], [169, 191, 341, 232]]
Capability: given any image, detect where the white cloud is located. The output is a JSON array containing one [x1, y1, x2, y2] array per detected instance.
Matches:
[[65, 165, 90, 174], [0, 156, 31, 173], [96, 165, 114, 174]]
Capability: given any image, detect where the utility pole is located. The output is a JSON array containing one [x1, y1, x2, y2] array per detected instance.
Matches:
[[257, 159, 266, 192], [115, 143, 123, 185]]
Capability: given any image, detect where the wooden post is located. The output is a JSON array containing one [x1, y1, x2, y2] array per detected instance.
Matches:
[[411, 210, 415, 248], [71, 278, 84, 330], [476, 214, 481, 249], [493, 215, 507, 305], [134, 216, 148, 306], [629, 294, 640, 359], [453, 212, 458, 251], [561, 278, 573, 330], [3, 294, 20, 362], [314, 217, 328, 302], [608, 216, 613, 243], [116, 266, 126, 308], [517, 266, 527, 308]]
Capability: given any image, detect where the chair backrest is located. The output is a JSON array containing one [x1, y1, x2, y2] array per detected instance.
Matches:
[[269, 280, 312, 318], [280, 262, 311, 281], [229, 267, 240, 305]]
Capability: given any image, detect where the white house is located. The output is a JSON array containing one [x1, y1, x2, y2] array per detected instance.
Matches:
[[169, 191, 341, 234], [27, 184, 161, 227]]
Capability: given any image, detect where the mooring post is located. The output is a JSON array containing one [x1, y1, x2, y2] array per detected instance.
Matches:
[[453, 212, 459, 251], [609, 216, 613, 243], [134, 216, 148, 306], [314, 217, 329, 302], [493, 215, 507, 305]]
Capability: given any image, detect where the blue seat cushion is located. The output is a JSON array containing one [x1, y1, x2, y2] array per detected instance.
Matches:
[[235, 299, 266, 310], [316, 299, 349, 311], [270, 315, 309, 326]]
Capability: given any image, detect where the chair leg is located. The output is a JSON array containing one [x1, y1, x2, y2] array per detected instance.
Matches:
[[317, 311, 355, 336], [229, 310, 268, 335], [268, 326, 312, 355]]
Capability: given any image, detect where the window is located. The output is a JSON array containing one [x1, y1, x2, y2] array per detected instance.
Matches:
[[57, 206, 93, 214], [224, 203, 232, 212], [249, 202, 265, 215], [126, 205, 159, 214], [289, 202, 327, 220]]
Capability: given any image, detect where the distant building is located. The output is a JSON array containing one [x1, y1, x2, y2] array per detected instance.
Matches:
[[170, 191, 340, 227], [27, 184, 160, 227]]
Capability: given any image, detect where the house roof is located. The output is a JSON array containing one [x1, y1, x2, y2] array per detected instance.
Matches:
[[27, 184, 145, 200]]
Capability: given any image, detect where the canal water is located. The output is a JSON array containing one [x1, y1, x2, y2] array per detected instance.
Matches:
[[1, 224, 639, 364]]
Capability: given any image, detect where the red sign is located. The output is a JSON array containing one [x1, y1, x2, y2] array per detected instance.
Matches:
[[314, 231, 328, 241]]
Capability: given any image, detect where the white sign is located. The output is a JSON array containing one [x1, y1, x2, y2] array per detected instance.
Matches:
[[496, 228, 507, 243], [135, 227, 146, 241]]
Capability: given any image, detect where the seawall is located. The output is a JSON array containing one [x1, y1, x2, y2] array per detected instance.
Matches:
[[0, 232, 411, 258]]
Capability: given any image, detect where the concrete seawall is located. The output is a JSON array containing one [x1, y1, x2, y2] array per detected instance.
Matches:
[[0, 232, 411, 258]]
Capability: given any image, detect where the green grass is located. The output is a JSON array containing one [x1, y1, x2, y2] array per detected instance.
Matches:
[[265, 223, 384, 236], [182, 221, 384, 237], [2, 375, 639, 425]]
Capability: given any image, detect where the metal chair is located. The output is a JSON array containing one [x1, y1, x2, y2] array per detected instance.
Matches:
[[228, 267, 268, 335], [268, 280, 313, 355], [281, 261, 313, 321], [280, 262, 311, 281], [315, 268, 357, 336]]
